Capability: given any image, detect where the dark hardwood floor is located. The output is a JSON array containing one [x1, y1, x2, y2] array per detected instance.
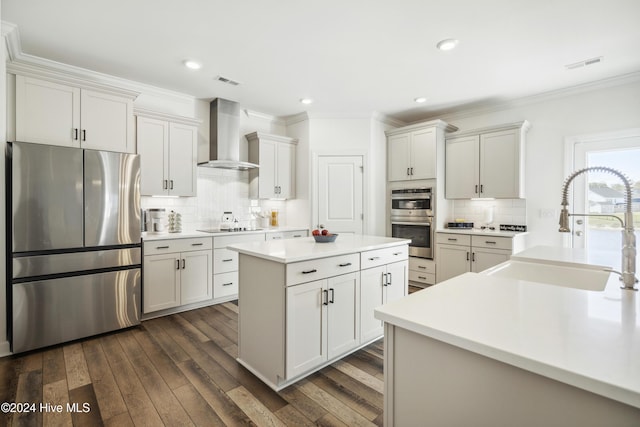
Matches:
[[0, 301, 386, 426]]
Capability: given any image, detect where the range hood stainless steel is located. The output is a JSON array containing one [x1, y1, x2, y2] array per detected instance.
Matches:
[[198, 98, 259, 170]]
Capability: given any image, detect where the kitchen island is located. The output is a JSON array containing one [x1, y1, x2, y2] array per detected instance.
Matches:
[[375, 246, 640, 426], [228, 234, 410, 391]]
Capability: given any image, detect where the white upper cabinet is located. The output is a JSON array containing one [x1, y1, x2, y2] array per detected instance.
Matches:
[[445, 121, 530, 199], [386, 120, 458, 182], [15, 75, 136, 153], [135, 110, 200, 197], [246, 132, 298, 199]]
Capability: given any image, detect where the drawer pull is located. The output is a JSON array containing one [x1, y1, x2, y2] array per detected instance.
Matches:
[[222, 258, 233, 262], [302, 269, 317, 274], [222, 282, 234, 286], [418, 276, 427, 280], [393, 252, 403, 256], [293, 234, 302, 238], [369, 256, 381, 261], [338, 262, 352, 267], [272, 236, 282, 240], [191, 243, 204, 246], [156, 246, 170, 249], [485, 241, 497, 244], [418, 265, 427, 269], [447, 238, 457, 242]]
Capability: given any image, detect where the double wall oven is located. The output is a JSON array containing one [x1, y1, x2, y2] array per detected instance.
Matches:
[[390, 188, 434, 259]]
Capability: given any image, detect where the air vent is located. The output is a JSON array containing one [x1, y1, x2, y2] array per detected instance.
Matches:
[[215, 75, 240, 86], [565, 56, 603, 70]]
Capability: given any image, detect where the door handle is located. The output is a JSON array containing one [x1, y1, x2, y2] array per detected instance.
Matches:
[[338, 262, 352, 267], [475, 184, 478, 194], [302, 269, 317, 274], [329, 288, 335, 304], [382, 272, 388, 286], [191, 243, 203, 246], [222, 282, 234, 286], [387, 272, 392, 286], [222, 258, 233, 262], [182, 259, 186, 269], [480, 184, 484, 193], [73, 128, 79, 140], [163, 180, 168, 190], [466, 252, 470, 261], [176, 259, 180, 270], [323, 290, 329, 305], [472, 252, 476, 262], [418, 265, 426, 269], [170, 180, 174, 190], [410, 167, 414, 175], [156, 246, 170, 249], [82, 129, 86, 141]]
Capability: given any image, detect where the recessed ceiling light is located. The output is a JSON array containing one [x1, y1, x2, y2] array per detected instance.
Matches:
[[436, 39, 459, 51], [183, 60, 202, 70], [414, 97, 427, 103], [300, 98, 314, 105]]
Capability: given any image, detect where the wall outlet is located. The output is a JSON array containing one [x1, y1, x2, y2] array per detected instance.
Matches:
[[539, 208, 556, 219]]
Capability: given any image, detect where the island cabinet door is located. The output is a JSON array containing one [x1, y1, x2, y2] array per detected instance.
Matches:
[[384, 260, 408, 304], [286, 279, 327, 379], [327, 272, 360, 359], [360, 266, 385, 342]]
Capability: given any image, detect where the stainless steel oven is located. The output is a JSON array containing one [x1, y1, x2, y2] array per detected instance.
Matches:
[[391, 188, 434, 259]]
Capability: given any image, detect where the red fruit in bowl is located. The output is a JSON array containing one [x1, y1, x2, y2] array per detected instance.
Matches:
[[312, 229, 320, 236], [321, 229, 329, 236]]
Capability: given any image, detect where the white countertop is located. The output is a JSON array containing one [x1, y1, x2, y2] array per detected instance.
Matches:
[[142, 226, 307, 241], [375, 245, 640, 409], [228, 234, 411, 263], [437, 228, 527, 238]]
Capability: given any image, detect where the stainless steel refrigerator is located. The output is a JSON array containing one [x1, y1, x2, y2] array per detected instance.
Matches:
[[7, 142, 142, 353]]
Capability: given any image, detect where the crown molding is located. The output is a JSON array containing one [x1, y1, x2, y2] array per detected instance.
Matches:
[[420, 71, 640, 123], [243, 109, 286, 126], [133, 107, 202, 126], [371, 111, 406, 128], [385, 119, 459, 136], [284, 112, 310, 126]]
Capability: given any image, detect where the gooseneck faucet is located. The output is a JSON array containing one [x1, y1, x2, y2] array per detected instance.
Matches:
[[559, 166, 637, 290]]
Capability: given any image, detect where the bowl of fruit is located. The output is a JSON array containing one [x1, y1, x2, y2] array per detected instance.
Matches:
[[312, 228, 338, 243]]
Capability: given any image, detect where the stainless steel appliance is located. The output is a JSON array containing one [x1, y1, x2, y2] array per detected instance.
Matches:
[[7, 142, 142, 353], [390, 188, 434, 259]]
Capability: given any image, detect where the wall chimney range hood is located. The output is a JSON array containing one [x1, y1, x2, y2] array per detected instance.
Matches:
[[198, 98, 259, 170]]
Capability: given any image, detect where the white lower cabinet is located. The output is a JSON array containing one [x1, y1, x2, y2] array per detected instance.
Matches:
[[360, 261, 408, 342], [435, 232, 527, 283], [286, 272, 360, 379], [143, 237, 212, 314]]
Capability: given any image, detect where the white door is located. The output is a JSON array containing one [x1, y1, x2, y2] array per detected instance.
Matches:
[[471, 247, 510, 273], [570, 130, 640, 268], [388, 133, 411, 181], [480, 128, 519, 198], [168, 122, 197, 197], [384, 261, 407, 304], [180, 250, 213, 305], [277, 142, 295, 198], [259, 139, 277, 198], [81, 89, 133, 153], [286, 279, 327, 378], [317, 155, 363, 234], [436, 244, 470, 282], [410, 128, 437, 180], [445, 135, 479, 199], [327, 272, 360, 359], [137, 117, 169, 196], [143, 253, 181, 313], [360, 266, 385, 342]]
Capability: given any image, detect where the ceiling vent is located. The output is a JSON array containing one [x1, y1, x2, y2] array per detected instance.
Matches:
[[215, 75, 240, 86], [565, 56, 603, 70]]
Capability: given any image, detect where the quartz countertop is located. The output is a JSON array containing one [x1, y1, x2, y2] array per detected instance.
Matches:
[[141, 226, 308, 241], [228, 234, 411, 263], [375, 245, 640, 409]]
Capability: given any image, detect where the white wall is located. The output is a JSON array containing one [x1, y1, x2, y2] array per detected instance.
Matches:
[[435, 77, 640, 247]]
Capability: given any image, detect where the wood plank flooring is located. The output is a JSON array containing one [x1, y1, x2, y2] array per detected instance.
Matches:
[[0, 301, 386, 426]]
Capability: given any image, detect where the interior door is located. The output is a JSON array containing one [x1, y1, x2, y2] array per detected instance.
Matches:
[[317, 155, 363, 234]]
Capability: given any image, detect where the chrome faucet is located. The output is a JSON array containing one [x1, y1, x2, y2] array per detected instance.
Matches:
[[559, 166, 637, 290]]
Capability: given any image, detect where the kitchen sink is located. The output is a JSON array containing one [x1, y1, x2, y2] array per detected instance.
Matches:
[[482, 260, 612, 291]]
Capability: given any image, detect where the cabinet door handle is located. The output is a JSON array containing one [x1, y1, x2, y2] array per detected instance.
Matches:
[[302, 269, 317, 274], [339, 262, 352, 267], [182, 259, 186, 269], [472, 252, 476, 262], [407, 168, 410, 176], [176, 259, 180, 270], [466, 252, 470, 261], [447, 238, 457, 241], [475, 184, 479, 194], [163, 180, 168, 190], [382, 272, 388, 286], [388, 272, 392, 286], [170, 180, 174, 190], [82, 129, 86, 141], [329, 288, 335, 304], [485, 241, 497, 245], [73, 128, 79, 140], [323, 289, 329, 305], [410, 167, 414, 175], [156, 246, 170, 249], [191, 243, 203, 246], [222, 282, 234, 286], [480, 184, 484, 193], [222, 258, 233, 262], [418, 265, 427, 269]]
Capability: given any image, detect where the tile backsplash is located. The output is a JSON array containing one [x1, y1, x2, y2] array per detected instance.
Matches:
[[450, 199, 527, 228], [141, 167, 287, 230]]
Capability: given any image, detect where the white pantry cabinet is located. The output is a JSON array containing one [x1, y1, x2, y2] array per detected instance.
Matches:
[[15, 75, 137, 153], [143, 237, 213, 313], [435, 232, 528, 283], [386, 120, 458, 182], [445, 121, 530, 199], [246, 132, 298, 199], [136, 110, 201, 197]]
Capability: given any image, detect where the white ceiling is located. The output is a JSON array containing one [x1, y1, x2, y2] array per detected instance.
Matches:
[[3, 0, 640, 122]]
